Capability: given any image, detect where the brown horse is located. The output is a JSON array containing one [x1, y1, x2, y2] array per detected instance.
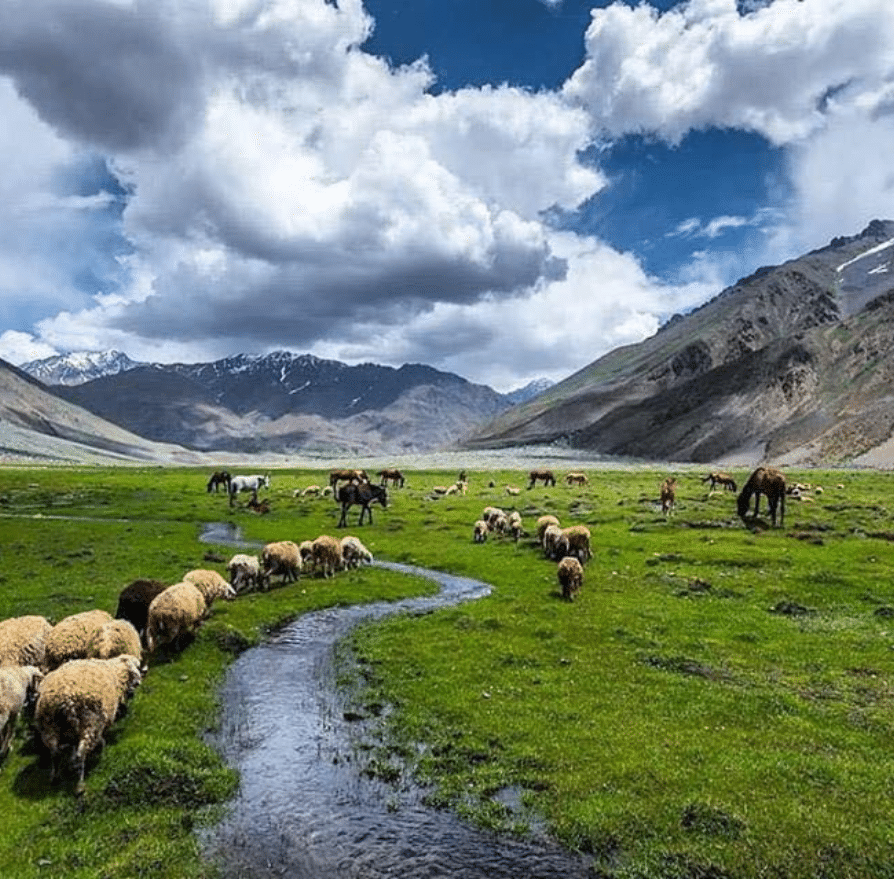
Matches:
[[702, 471, 737, 492], [528, 469, 556, 488], [206, 471, 231, 493], [660, 477, 677, 515], [737, 466, 786, 527], [329, 469, 369, 491], [377, 468, 405, 487]]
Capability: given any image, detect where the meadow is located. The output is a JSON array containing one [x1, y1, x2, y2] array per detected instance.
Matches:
[[0, 464, 892, 878]]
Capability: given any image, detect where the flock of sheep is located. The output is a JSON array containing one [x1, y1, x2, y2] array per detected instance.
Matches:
[[0, 508, 374, 796]]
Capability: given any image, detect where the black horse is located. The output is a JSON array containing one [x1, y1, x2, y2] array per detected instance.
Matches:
[[337, 482, 388, 527]]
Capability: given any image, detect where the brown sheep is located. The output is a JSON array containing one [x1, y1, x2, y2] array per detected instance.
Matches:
[[311, 535, 343, 578], [557, 556, 584, 600], [562, 525, 592, 563], [536, 515, 560, 543]]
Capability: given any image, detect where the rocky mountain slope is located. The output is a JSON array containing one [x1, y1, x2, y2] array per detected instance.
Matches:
[[41, 352, 515, 455], [463, 220, 894, 466]]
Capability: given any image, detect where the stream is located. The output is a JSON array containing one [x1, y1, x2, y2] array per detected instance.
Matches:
[[199, 523, 594, 878]]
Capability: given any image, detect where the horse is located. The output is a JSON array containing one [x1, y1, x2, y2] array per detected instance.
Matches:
[[737, 466, 786, 527], [206, 471, 231, 493], [702, 471, 737, 492], [329, 469, 369, 491], [528, 469, 556, 488], [660, 477, 677, 515], [337, 482, 388, 527], [565, 472, 588, 486], [377, 468, 405, 487], [229, 474, 270, 506]]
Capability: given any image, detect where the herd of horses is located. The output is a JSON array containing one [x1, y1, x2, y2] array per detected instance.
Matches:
[[208, 464, 789, 530]]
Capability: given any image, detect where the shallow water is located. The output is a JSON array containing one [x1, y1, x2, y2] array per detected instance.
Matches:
[[200, 525, 594, 878]]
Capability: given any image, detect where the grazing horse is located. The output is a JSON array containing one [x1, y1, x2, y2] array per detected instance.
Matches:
[[737, 466, 786, 527], [206, 471, 231, 493], [337, 483, 388, 527], [377, 468, 405, 487], [329, 469, 369, 491], [702, 471, 737, 492], [660, 477, 677, 515], [528, 469, 556, 488], [229, 474, 270, 507], [566, 472, 588, 486]]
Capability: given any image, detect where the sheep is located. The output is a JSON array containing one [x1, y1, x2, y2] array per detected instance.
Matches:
[[542, 524, 568, 561], [0, 665, 43, 761], [35, 655, 142, 794], [182, 569, 237, 604], [340, 535, 373, 569], [557, 557, 584, 601], [45, 609, 114, 671], [298, 540, 316, 572], [311, 535, 343, 579], [85, 619, 143, 665], [115, 579, 169, 638], [0, 615, 52, 670], [482, 506, 505, 530], [473, 520, 488, 543], [562, 525, 592, 563], [507, 511, 524, 542], [505, 486, 521, 496], [297, 484, 321, 497], [536, 515, 560, 543], [145, 582, 207, 654], [227, 553, 264, 594], [260, 541, 302, 586]]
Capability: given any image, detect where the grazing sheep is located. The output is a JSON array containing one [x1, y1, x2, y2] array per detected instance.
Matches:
[[227, 553, 264, 593], [536, 515, 560, 543], [507, 511, 524, 542], [505, 486, 521, 496], [562, 525, 592, 563], [738, 466, 786, 527], [298, 540, 316, 572], [45, 610, 114, 671], [145, 582, 207, 653], [565, 472, 588, 486], [0, 615, 52, 670], [182, 569, 237, 604], [482, 506, 505, 530], [528, 469, 556, 488], [298, 484, 321, 497], [35, 655, 142, 794], [542, 524, 568, 561], [115, 579, 168, 639], [341, 535, 373, 569], [311, 535, 343, 579], [85, 619, 143, 665], [557, 557, 584, 600], [0, 664, 43, 760], [260, 541, 302, 586], [321, 486, 334, 498], [660, 477, 676, 515], [473, 520, 488, 543]]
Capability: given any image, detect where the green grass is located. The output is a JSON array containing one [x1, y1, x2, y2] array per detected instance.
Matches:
[[1, 465, 893, 877]]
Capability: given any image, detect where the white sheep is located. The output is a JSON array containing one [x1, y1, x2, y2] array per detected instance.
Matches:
[[227, 553, 264, 593], [145, 582, 207, 653], [45, 609, 114, 671], [507, 510, 523, 542], [557, 557, 584, 601], [298, 484, 321, 497], [86, 619, 143, 665], [340, 535, 373, 569], [261, 541, 302, 585], [35, 655, 142, 794], [472, 520, 488, 543], [311, 535, 343, 579], [298, 540, 316, 573], [542, 524, 568, 561], [561, 525, 592, 563], [0, 615, 52, 670], [482, 506, 505, 529], [0, 664, 43, 760], [536, 515, 560, 543], [182, 568, 235, 603]]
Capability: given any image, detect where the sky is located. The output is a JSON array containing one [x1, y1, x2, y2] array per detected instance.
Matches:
[[1, 0, 894, 392]]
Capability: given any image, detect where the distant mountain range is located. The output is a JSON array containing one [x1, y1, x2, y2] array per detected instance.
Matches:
[[463, 219, 894, 467], [20, 351, 553, 455]]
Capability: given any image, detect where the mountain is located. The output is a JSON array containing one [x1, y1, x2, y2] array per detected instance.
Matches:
[[463, 219, 894, 466], [0, 358, 202, 465], [47, 352, 513, 455], [503, 377, 554, 405], [22, 350, 141, 386]]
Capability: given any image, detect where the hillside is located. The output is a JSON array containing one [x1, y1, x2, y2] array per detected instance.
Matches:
[[463, 220, 894, 466]]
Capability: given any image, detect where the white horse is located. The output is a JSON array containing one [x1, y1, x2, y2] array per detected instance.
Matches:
[[229, 474, 270, 506]]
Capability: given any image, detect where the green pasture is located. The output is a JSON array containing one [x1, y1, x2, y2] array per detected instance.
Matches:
[[0, 465, 892, 878]]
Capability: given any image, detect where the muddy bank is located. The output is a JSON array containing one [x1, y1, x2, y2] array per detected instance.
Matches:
[[200, 525, 593, 877]]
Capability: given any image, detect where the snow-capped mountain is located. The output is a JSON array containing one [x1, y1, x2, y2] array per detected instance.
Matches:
[[503, 377, 554, 405], [21, 350, 143, 386]]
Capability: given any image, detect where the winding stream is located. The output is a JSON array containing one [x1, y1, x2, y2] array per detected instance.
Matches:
[[199, 523, 594, 878]]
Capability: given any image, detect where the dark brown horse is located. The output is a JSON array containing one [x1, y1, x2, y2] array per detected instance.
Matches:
[[329, 469, 369, 491], [738, 466, 786, 527], [377, 468, 405, 487], [337, 482, 388, 527], [206, 471, 231, 493], [528, 469, 556, 488]]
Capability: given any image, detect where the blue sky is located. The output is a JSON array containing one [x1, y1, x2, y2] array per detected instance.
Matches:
[[0, 0, 892, 390]]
